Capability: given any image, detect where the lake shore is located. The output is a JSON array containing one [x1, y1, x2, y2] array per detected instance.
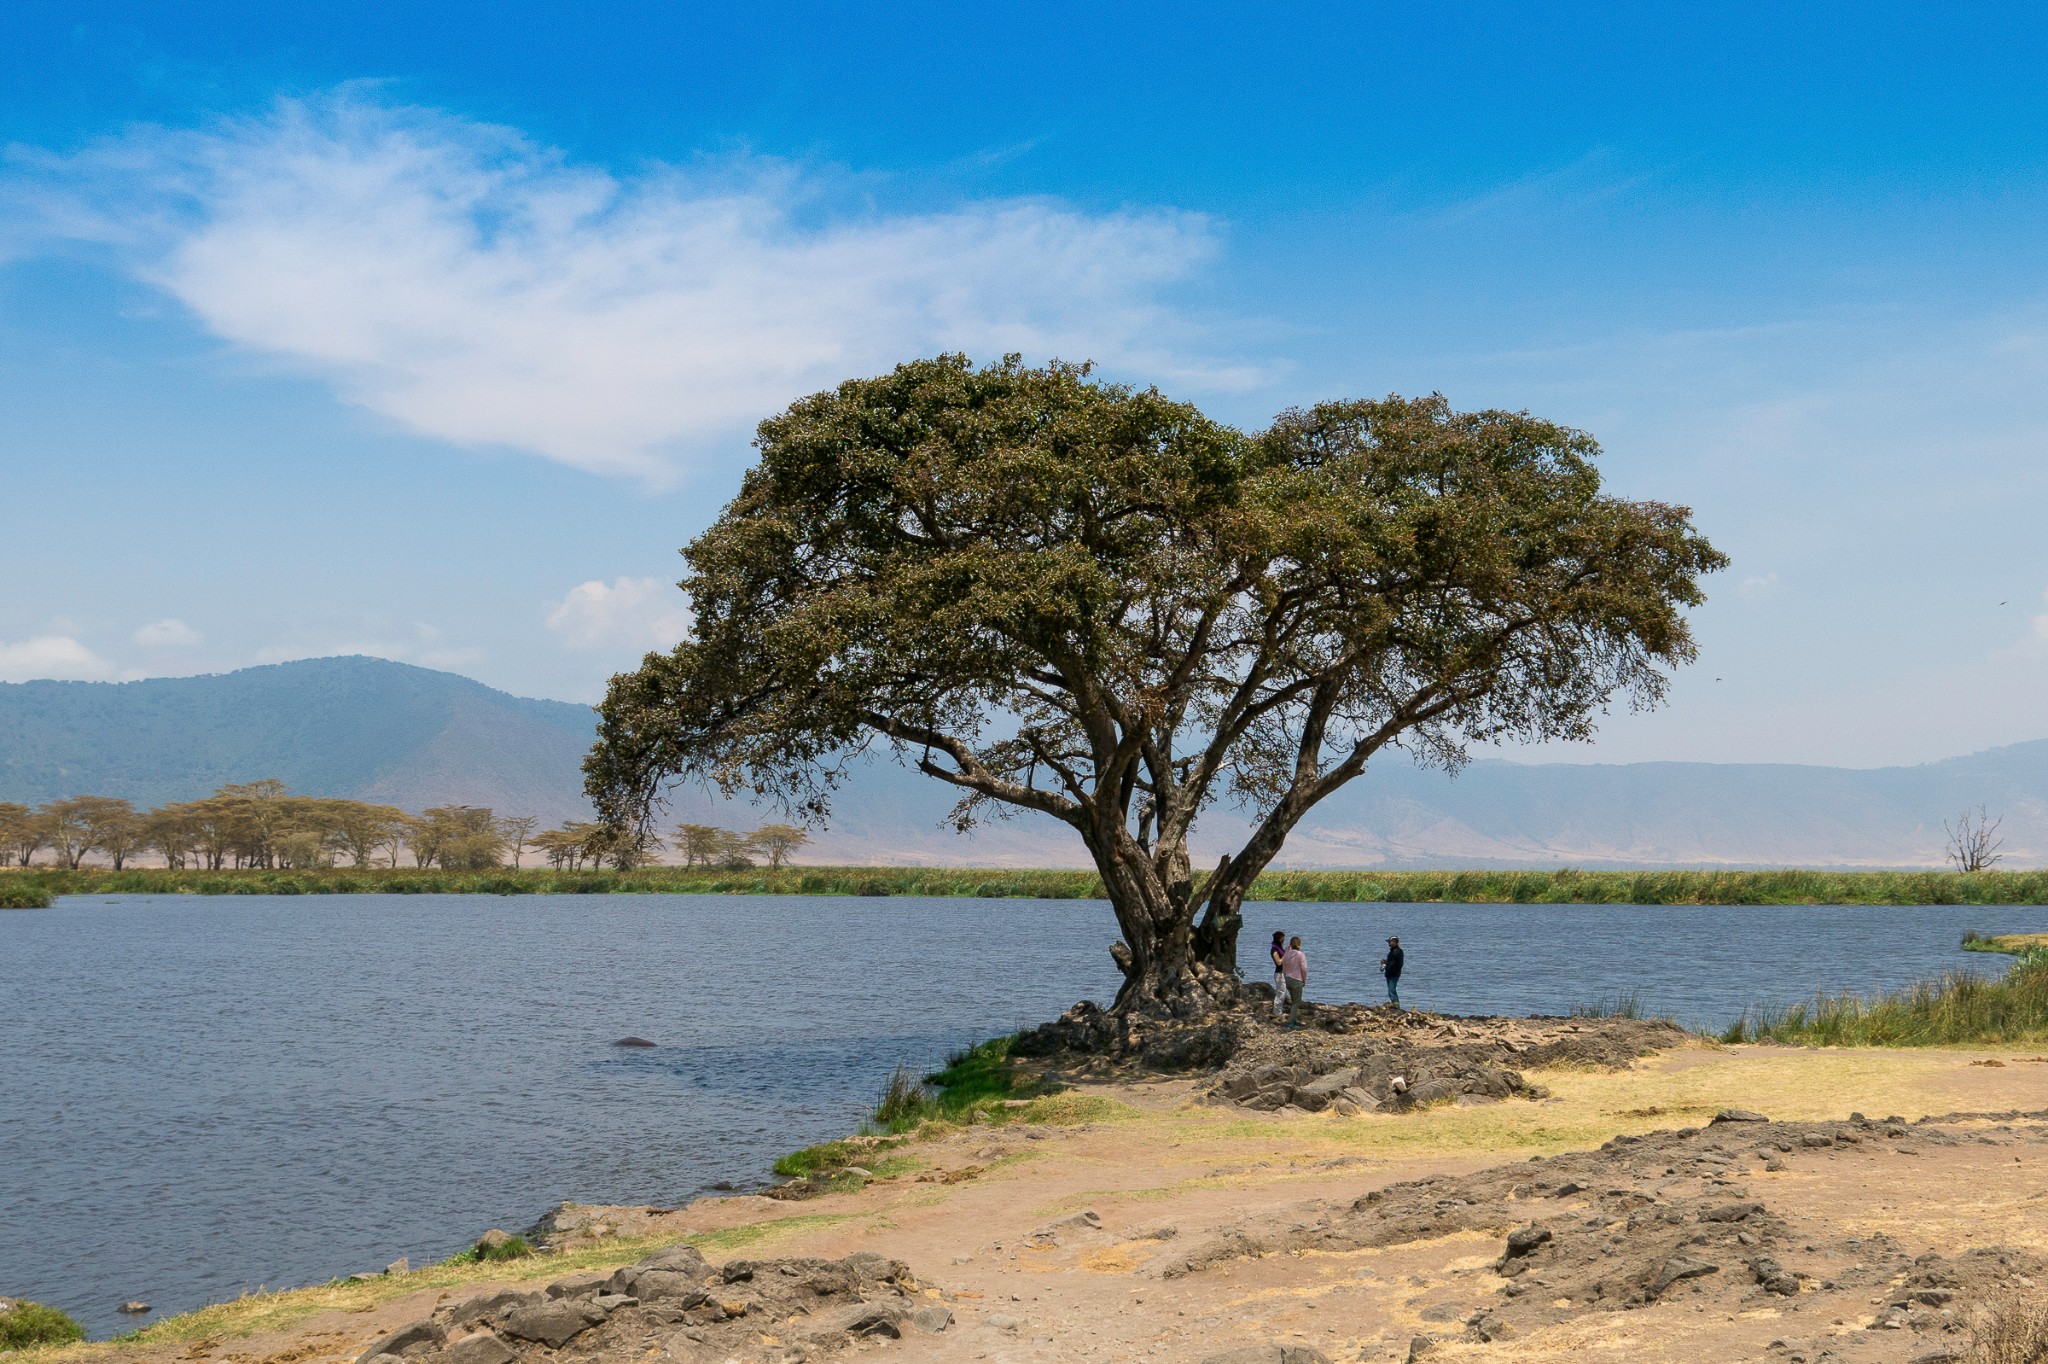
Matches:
[[13, 865, 2048, 906], [27, 1010, 2048, 1364]]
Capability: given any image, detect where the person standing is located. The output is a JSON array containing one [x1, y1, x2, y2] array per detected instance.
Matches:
[[1281, 935, 1309, 1027], [1268, 930, 1288, 1020], [1381, 936, 1404, 1008]]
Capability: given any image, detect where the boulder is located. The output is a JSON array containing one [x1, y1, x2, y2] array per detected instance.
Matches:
[[445, 1290, 533, 1327], [805, 1302, 904, 1341], [1503, 1227, 1552, 1259], [356, 1319, 446, 1364], [543, 1271, 610, 1299], [475, 1230, 514, 1253], [118, 1301, 150, 1314], [612, 1037, 657, 1048], [501, 1300, 605, 1348], [907, 1305, 953, 1332], [1711, 1109, 1770, 1124], [386, 1259, 410, 1276], [436, 1335, 514, 1364], [1650, 1255, 1720, 1297]]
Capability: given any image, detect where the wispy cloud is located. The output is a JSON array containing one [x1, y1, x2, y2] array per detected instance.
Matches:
[[0, 635, 117, 682], [10, 92, 1247, 483], [546, 577, 692, 651], [133, 617, 200, 648]]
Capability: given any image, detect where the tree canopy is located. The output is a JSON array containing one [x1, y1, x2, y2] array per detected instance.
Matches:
[[588, 356, 1726, 1017]]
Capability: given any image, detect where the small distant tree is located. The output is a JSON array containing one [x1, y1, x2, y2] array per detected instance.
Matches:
[[746, 824, 810, 869], [415, 806, 505, 870], [42, 796, 137, 869], [675, 823, 729, 868], [325, 801, 410, 869], [1945, 806, 2005, 872], [96, 807, 147, 870], [142, 805, 197, 869], [497, 815, 539, 868], [0, 803, 35, 867]]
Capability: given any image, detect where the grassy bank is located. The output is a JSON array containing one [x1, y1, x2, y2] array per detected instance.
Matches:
[[0, 878, 53, 909], [16, 864, 2048, 905], [1722, 951, 2048, 1046]]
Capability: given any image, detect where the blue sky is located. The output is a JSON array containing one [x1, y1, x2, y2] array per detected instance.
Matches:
[[2, 2, 2045, 767]]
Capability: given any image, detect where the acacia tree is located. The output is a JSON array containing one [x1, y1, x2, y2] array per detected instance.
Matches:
[[588, 357, 1724, 1019], [747, 824, 811, 869]]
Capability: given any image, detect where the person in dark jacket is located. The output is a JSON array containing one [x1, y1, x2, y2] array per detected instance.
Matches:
[[1381, 936, 1404, 1008]]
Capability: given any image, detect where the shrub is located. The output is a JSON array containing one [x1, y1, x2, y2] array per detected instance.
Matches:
[[0, 1299, 87, 1350], [0, 881, 53, 910], [477, 1234, 531, 1261], [1967, 1295, 2048, 1363]]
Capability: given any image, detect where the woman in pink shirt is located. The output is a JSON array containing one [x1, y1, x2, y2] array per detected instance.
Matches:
[[1281, 935, 1308, 1027]]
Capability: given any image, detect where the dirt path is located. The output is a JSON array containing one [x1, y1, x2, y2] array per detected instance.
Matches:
[[68, 1041, 2048, 1364]]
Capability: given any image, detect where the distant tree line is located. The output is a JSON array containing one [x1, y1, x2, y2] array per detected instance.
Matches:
[[0, 783, 810, 872]]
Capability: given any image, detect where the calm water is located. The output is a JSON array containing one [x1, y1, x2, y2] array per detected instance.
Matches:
[[3, 892, 2043, 1335]]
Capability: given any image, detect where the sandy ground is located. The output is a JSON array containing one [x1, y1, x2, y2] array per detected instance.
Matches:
[[64, 1037, 2048, 1364]]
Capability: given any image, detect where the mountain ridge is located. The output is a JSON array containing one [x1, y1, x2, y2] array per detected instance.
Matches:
[[2, 656, 2042, 868]]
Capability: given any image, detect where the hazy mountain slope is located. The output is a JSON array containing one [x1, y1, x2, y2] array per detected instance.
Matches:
[[0, 657, 596, 823], [4, 657, 2044, 866]]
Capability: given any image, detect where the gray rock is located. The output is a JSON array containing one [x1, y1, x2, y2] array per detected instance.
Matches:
[[1296, 1069, 1361, 1102], [445, 1290, 534, 1327], [386, 1259, 410, 1276], [543, 1271, 611, 1299], [474, 1230, 514, 1254], [1701, 1202, 1764, 1222], [907, 1305, 953, 1333], [118, 1301, 150, 1314], [1750, 1257, 1799, 1296], [634, 1244, 709, 1276], [1503, 1226, 1552, 1259], [985, 1313, 1021, 1332], [1712, 1109, 1770, 1124], [501, 1300, 605, 1348], [356, 1319, 446, 1364], [1197, 1347, 1334, 1364], [1651, 1255, 1719, 1297], [613, 1036, 657, 1047], [436, 1335, 514, 1364], [806, 1302, 903, 1340], [1406, 1338, 1433, 1363]]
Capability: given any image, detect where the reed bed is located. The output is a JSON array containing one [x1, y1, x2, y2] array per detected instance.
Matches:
[[17, 864, 2048, 905], [1722, 955, 2048, 1046]]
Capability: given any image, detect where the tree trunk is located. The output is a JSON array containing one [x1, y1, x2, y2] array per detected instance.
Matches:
[[1098, 843, 1244, 1020]]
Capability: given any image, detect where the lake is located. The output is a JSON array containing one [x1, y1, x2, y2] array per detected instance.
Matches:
[[3, 892, 2042, 1336]]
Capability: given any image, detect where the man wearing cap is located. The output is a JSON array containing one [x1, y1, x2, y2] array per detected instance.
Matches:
[[1380, 936, 1404, 1009]]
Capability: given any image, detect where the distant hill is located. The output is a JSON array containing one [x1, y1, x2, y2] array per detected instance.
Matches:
[[0, 656, 598, 823], [3, 656, 2044, 867]]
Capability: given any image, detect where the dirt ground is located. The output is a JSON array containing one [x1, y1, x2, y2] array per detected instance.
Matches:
[[67, 1026, 2048, 1364]]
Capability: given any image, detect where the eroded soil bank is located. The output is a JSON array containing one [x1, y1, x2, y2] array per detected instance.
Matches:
[[41, 1012, 2048, 1364]]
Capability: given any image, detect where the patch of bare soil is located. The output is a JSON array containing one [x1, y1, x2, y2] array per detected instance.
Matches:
[[1154, 1108, 2048, 1359]]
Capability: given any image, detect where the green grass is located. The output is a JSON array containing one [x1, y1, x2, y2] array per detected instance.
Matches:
[[1722, 955, 2048, 1046], [23, 864, 2048, 905], [0, 1301, 86, 1351], [774, 1035, 1062, 1178], [441, 1233, 533, 1265], [0, 879, 53, 909]]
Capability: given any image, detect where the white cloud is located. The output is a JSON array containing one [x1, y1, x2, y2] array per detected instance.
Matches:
[[1737, 572, 1778, 601], [14, 93, 1247, 483], [133, 617, 201, 647], [546, 577, 692, 651], [0, 635, 118, 682]]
